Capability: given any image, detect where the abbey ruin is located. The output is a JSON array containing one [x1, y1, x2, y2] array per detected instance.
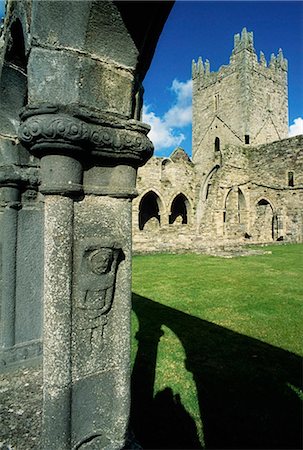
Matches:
[[0, 1, 302, 446], [133, 28, 303, 253]]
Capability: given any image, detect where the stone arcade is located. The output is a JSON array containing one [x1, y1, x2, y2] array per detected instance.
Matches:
[[0, 1, 173, 448], [133, 28, 303, 254]]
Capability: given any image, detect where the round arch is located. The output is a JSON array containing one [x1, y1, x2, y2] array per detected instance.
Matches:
[[161, 157, 172, 181], [161, 158, 172, 167]]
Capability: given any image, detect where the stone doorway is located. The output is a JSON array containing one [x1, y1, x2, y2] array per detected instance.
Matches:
[[254, 199, 277, 241]]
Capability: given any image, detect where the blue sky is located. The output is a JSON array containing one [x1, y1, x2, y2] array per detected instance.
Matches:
[[0, 1, 302, 157], [142, 1, 303, 157]]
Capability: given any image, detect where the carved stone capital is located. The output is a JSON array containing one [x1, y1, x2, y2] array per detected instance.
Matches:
[[0, 165, 39, 188], [0, 165, 40, 205], [18, 106, 154, 167]]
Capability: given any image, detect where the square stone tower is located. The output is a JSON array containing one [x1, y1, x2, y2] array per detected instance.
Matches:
[[192, 28, 288, 169]]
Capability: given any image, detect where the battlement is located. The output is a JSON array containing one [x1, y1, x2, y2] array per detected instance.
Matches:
[[192, 27, 288, 89], [233, 27, 254, 53]]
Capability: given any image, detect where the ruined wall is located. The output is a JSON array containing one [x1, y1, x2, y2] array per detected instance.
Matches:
[[132, 28, 301, 254], [248, 135, 303, 242], [133, 135, 303, 253], [132, 148, 198, 253]]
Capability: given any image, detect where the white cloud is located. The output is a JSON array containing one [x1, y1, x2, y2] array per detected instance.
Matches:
[[164, 104, 192, 128], [170, 79, 193, 104], [289, 117, 303, 137], [143, 106, 185, 150], [143, 78, 192, 153]]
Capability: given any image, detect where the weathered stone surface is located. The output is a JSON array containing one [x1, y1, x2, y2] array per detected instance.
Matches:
[[71, 195, 132, 449], [0, 364, 42, 449], [0, 0, 174, 448]]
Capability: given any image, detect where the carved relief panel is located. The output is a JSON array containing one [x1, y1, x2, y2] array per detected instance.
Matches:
[[72, 239, 122, 377]]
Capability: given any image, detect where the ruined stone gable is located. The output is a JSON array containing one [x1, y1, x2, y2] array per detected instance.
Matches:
[[132, 28, 303, 253]]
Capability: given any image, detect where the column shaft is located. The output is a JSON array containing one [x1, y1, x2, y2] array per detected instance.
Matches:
[[1, 198, 19, 348], [43, 195, 74, 450]]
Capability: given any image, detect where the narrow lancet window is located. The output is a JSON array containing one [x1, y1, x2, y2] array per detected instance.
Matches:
[[215, 137, 220, 152], [288, 171, 294, 187], [214, 93, 219, 111], [245, 135, 250, 144]]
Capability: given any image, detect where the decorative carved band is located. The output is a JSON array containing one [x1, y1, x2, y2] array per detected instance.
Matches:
[[18, 109, 154, 166]]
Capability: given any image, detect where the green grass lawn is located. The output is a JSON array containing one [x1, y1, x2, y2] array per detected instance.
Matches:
[[130, 243, 303, 449]]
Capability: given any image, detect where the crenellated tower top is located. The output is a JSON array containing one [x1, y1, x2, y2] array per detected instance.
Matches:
[[232, 27, 254, 53], [192, 27, 288, 89], [192, 27, 289, 166]]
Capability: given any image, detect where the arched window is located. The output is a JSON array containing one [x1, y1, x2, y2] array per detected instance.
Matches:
[[161, 158, 171, 168], [169, 193, 189, 225], [138, 191, 162, 230], [214, 93, 219, 111], [6, 20, 27, 70], [161, 158, 171, 181], [215, 137, 220, 152], [288, 171, 294, 187], [258, 199, 271, 206], [0, 19, 28, 136]]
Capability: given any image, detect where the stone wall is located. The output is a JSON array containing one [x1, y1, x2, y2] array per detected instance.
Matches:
[[132, 28, 302, 254], [192, 28, 288, 169], [132, 135, 303, 253]]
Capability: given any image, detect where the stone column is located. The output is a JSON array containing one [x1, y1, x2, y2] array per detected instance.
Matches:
[[14, 2, 174, 447], [0, 169, 21, 349], [0, 162, 41, 366], [19, 108, 153, 449], [18, 118, 84, 447]]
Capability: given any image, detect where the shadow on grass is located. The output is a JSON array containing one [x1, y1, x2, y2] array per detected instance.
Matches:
[[130, 293, 302, 449]]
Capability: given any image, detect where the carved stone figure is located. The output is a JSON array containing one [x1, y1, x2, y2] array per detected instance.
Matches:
[[75, 244, 122, 358]]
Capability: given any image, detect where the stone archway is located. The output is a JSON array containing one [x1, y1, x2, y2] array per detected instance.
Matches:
[[254, 198, 277, 241], [169, 193, 190, 225], [196, 165, 220, 229], [223, 187, 248, 239], [139, 190, 164, 230]]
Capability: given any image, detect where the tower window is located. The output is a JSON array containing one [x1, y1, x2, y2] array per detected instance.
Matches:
[[215, 137, 220, 152], [205, 183, 211, 200], [214, 93, 219, 111], [288, 171, 294, 187], [245, 135, 250, 144]]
